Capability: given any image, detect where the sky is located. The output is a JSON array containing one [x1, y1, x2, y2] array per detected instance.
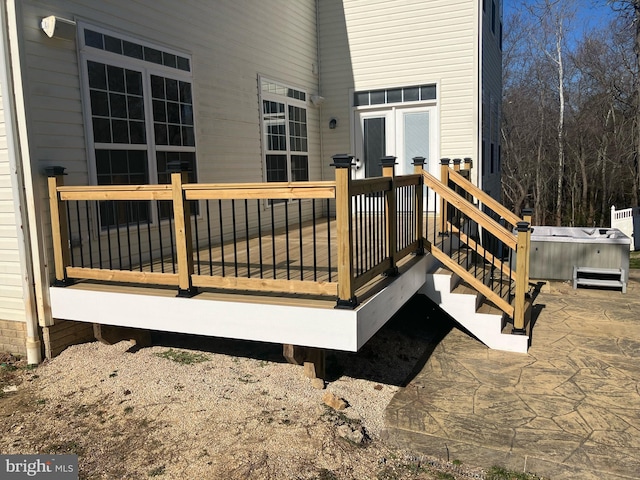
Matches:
[[503, 0, 620, 45]]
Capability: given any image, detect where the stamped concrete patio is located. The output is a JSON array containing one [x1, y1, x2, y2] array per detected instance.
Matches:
[[384, 271, 640, 480]]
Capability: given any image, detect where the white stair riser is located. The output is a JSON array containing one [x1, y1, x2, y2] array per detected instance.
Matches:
[[423, 272, 529, 353]]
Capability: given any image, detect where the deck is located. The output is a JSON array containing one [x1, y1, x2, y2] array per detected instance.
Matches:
[[46, 158, 531, 355]]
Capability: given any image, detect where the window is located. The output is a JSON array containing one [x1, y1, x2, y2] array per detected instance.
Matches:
[[354, 84, 436, 107], [260, 78, 309, 183], [81, 26, 196, 227]]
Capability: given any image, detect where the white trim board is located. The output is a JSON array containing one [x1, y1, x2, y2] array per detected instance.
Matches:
[[50, 255, 433, 352]]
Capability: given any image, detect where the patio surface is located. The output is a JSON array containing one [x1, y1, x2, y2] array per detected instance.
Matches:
[[384, 271, 640, 479]]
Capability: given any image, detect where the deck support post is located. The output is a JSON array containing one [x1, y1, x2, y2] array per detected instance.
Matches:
[[513, 221, 531, 334], [439, 158, 450, 236], [332, 154, 357, 308], [46, 166, 73, 287], [382, 156, 398, 276], [522, 208, 533, 297], [412, 157, 426, 254], [171, 167, 197, 298], [283, 344, 325, 384]]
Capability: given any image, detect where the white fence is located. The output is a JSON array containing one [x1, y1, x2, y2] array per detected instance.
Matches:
[[611, 205, 640, 251]]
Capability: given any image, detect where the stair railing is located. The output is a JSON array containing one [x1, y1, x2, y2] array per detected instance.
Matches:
[[415, 160, 531, 333]]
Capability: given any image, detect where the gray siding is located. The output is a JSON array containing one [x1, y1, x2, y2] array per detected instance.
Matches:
[[318, 0, 480, 179], [0, 84, 27, 323], [481, 0, 503, 197]]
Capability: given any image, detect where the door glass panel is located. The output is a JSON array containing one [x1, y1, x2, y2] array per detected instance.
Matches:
[[403, 111, 429, 174], [364, 117, 385, 178]]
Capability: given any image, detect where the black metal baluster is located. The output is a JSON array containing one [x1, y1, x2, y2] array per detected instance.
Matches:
[[125, 202, 132, 270], [298, 199, 303, 280], [194, 208, 201, 276], [327, 199, 332, 282], [134, 202, 142, 271], [285, 202, 290, 280], [106, 202, 113, 270], [63, 202, 74, 267], [271, 201, 276, 279], [218, 200, 226, 277], [146, 203, 153, 273], [156, 202, 165, 273], [167, 203, 176, 274], [114, 203, 123, 270], [85, 201, 93, 268], [257, 200, 263, 279], [244, 199, 250, 278], [312, 199, 317, 281], [232, 199, 238, 277], [74, 202, 84, 267], [355, 196, 360, 276], [97, 202, 104, 269], [206, 200, 213, 275]]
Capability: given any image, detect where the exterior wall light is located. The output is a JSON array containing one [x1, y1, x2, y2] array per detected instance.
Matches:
[[329, 118, 337, 129], [41, 15, 76, 40]]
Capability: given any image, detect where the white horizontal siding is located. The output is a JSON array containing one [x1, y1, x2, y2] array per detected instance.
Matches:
[[319, 0, 480, 176], [0, 84, 27, 324]]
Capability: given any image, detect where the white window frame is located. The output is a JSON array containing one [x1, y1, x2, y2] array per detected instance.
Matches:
[[258, 75, 309, 185], [78, 22, 198, 225]]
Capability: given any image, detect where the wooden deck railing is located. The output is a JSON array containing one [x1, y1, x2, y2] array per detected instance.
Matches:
[[48, 157, 529, 328], [416, 158, 531, 333], [47, 155, 423, 308]]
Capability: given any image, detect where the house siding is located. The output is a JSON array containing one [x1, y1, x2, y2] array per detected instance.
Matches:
[[481, 0, 502, 198], [0, 81, 28, 355], [12, 0, 321, 284], [318, 0, 480, 179]]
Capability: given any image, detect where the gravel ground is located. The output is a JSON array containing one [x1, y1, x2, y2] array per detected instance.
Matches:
[[0, 297, 495, 479]]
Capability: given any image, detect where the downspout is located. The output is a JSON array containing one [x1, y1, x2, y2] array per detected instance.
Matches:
[[0, 0, 41, 363]]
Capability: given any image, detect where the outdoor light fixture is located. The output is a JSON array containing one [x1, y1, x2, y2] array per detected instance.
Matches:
[[310, 95, 325, 106], [40, 15, 76, 40], [329, 118, 337, 129]]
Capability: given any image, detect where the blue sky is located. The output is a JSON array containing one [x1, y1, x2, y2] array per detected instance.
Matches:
[[503, 0, 619, 47]]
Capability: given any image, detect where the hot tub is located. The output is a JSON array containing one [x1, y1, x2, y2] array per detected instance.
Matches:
[[527, 226, 630, 281]]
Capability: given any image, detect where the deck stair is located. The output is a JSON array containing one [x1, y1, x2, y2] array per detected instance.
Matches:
[[420, 265, 530, 353]]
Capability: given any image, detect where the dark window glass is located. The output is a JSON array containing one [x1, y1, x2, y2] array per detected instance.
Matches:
[[125, 70, 143, 95], [153, 99, 167, 122], [291, 155, 308, 181], [177, 57, 190, 71], [104, 35, 122, 54], [403, 87, 419, 102], [129, 121, 145, 144], [112, 119, 129, 143], [266, 155, 288, 182], [90, 91, 109, 117], [370, 90, 385, 105], [84, 30, 103, 49], [154, 123, 168, 145], [163, 52, 177, 69], [144, 47, 163, 64], [87, 61, 107, 90], [127, 96, 144, 120], [107, 65, 125, 93], [182, 126, 195, 146], [151, 75, 165, 99], [354, 92, 369, 106], [181, 105, 193, 125], [387, 88, 402, 103], [92, 118, 111, 143], [123, 41, 143, 59], [109, 93, 127, 118], [168, 125, 182, 146], [420, 85, 436, 100], [165, 78, 179, 101], [179, 82, 192, 104], [166, 102, 180, 124]]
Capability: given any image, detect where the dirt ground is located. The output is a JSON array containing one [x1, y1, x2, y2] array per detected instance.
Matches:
[[0, 298, 532, 480]]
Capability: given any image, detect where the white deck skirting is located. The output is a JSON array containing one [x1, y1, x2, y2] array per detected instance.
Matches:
[[50, 255, 434, 352]]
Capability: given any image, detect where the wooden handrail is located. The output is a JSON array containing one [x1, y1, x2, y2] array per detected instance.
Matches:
[[349, 176, 392, 196], [422, 170, 517, 249], [448, 170, 521, 226]]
